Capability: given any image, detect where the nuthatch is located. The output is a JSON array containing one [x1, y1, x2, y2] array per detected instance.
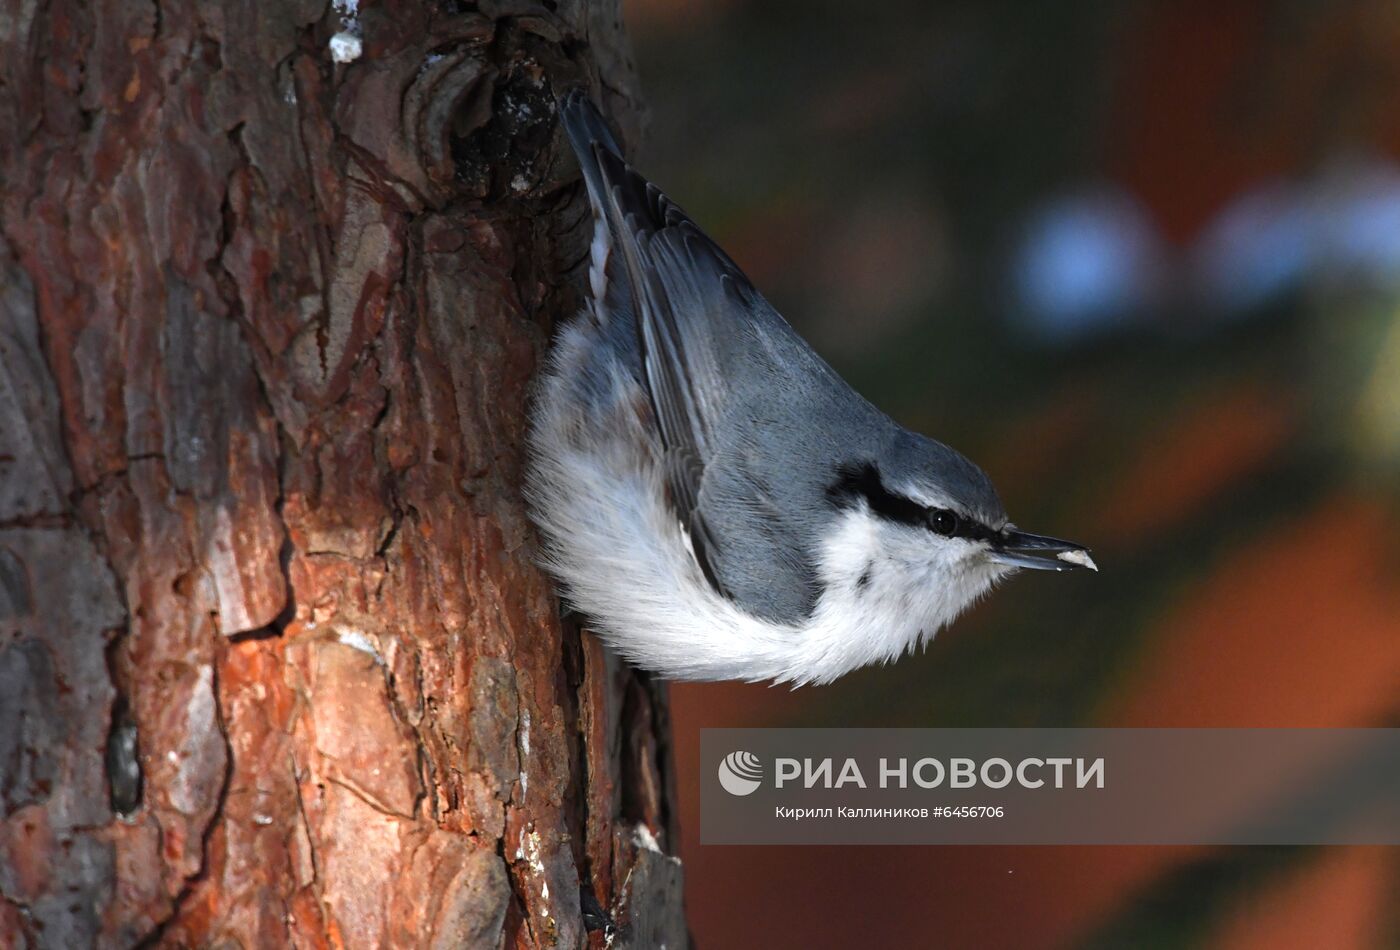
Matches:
[[526, 93, 1095, 686]]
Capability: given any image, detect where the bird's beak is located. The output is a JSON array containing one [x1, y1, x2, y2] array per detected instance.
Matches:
[[989, 529, 1097, 572]]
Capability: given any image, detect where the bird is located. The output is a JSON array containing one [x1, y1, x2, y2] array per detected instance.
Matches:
[[525, 91, 1096, 687]]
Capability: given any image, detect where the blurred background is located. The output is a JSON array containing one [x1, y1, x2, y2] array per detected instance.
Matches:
[[620, 0, 1400, 947]]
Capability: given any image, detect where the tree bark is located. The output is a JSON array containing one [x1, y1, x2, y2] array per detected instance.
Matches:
[[0, 1, 684, 946]]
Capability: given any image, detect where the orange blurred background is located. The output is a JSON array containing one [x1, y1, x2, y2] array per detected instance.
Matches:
[[623, 0, 1400, 946]]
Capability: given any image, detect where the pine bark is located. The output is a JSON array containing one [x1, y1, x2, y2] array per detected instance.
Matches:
[[0, 1, 684, 946]]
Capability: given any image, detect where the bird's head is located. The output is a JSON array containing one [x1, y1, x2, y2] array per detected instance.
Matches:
[[822, 433, 1094, 634]]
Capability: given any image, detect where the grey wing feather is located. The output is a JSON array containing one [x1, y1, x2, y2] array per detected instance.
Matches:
[[593, 146, 736, 596], [558, 92, 824, 618]]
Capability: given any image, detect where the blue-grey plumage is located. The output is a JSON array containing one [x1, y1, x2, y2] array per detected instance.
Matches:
[[526, 92, 1094, 685]]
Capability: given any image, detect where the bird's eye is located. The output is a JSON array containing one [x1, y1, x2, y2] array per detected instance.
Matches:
[[928, 509, 960, 536]]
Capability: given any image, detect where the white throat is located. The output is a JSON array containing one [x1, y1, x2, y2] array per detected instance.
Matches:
[[786, 508, 1008, 684]]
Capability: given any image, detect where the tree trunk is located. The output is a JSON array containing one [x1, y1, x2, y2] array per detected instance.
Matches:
[[0, 2, 684, 946]]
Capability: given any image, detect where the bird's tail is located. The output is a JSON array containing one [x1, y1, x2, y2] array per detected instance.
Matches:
[[557, 90, 624, 225], [556, 90, 632, 316]]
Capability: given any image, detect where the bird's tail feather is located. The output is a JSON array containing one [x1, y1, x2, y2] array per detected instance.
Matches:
[[558, 90, 624, 222], [558, 90, 628, 312]]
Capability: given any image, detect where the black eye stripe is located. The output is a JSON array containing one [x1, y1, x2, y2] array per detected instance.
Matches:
[[828, 462, 926, 524], [828, 462, 998, 542]]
